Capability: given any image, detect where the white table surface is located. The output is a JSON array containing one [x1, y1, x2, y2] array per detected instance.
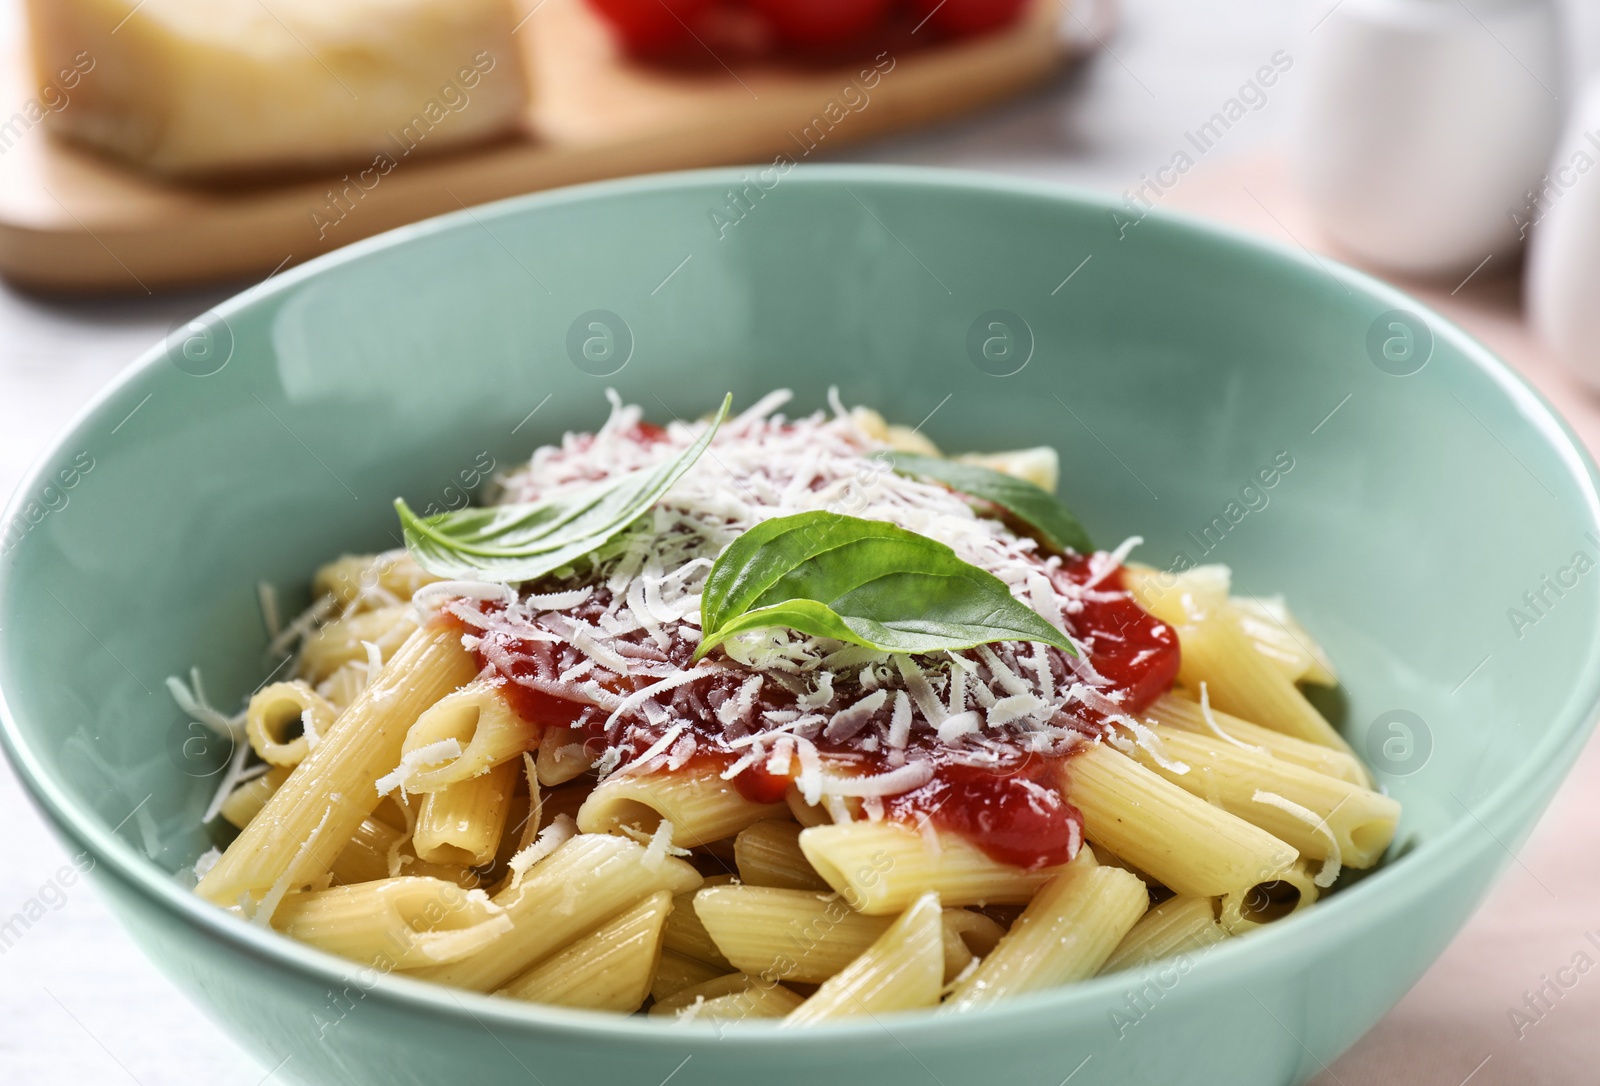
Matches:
[[3, 2, 1599, 1083]]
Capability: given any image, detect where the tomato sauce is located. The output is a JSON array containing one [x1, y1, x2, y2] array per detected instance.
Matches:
[[456, 550, 1178, 872]]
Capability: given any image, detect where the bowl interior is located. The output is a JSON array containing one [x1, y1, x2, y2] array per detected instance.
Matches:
[[4, 166, 1600, 1016]]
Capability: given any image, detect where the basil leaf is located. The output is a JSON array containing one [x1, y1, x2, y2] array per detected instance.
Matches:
[[694, 511, 1077, 661], [396, 393, 731, 583], [889, 453, 1093, 556]]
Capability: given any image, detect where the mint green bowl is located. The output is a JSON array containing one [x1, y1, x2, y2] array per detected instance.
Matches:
[[4, 166, 1599, 1086]]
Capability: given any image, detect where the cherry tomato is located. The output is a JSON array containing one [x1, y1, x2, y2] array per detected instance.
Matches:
[[912, 0, 1029, 37], [585, 0, 717, 57], [749, 0, 894, 50]]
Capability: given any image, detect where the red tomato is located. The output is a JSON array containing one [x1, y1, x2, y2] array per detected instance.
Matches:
[[750, 0, 894, 49], [912, 0, 1029, 37], [586, 0, 717, 57]]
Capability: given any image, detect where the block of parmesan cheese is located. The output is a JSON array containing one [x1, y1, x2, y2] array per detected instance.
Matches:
[[23, 0, 531, 177]]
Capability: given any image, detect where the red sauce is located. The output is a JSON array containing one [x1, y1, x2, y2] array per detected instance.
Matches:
[[458, 551, 1178, 871]]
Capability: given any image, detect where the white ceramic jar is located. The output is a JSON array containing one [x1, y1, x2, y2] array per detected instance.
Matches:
[[1527, 75, 1600, 389], [1294, 0, 1563, 278]]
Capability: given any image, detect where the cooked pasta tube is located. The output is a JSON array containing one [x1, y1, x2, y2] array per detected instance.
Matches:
[[315, 662, 370, 715], [245, 682, 338, 768], [943, 851, 1147, 1010], [1219, 861, 1320, 934], [198, 624, 478, 915], [413, 759, 520, 867], [1126, 727, 1398, 868], [324, 813, 481, 889], [327, 816, 404, 885], [663, 883, 736, 970], [785, 787, 831, 828], [1177, 609, 1357, 759], [397, 681, 539, 793], [577, 766, 784, 848], [1100, 896, 1226, 974], [696, 886, 893, 984], [1122, 564, 1231, 627], [799, 822, 1065, 915], [273, 876, 510, 969], [219, 767, 291, 829], [497, 891, 672, 1012], [689, 984, 807, 1021], [735, 820, 829, 891], [940, 908, 1007, 984], [298, 605, 419, 685], [536, 727, 597, 787], [1143, 694, 1366, 786], [313, 551, 436, 609], [1066, 743, 1299, 899], [414, 833, 701, 992], [783, 892, 945, 1024], [650, 950, 728, 1003], [650, 972, 804, 1020], [1231, 595, 1338, 687]]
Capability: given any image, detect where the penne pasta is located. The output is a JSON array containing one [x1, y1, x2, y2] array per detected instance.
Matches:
[[784, 892, 945, 1024], [219, 766, 291, 829], [298, 605, 419, 685], [1176, 608, 1358, 760], [943, 851, 1147, 1010], [696, 885, 893, 984], [939, 907, 1007, 984], [497, 891, 672, 1012], [413, 759, 520, 867], [1100, 896, 1226, 974], [535, 726, 597, 787], [1230, 595, 1338, 687], [662, 883, 736, 971], [577, 766, 784, 848], [413, 833, 701, 992], [650, 950, 728, 1003], [1219, 861, 1320, 935], [178, 395, 1404, 1022], [1066, 743, 1299, 899], [1126, 726, 1399, 868], [273, 876, 510, 969], [312, 551, 436, 610], [649, 972, 804, 1021], [799, 822, 1065, 915], [245, 682, 337, 768], [396, 680, 539, 793], [734, 820, 830, 891], [1143, 693, 1366, 786], [198, 624, 478, 916]]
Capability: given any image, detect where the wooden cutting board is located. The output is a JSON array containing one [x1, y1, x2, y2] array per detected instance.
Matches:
[[0, 0, 1092, 295]]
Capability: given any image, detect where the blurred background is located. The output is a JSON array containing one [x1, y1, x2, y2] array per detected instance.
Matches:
[[3, 0, 1600, 1082]]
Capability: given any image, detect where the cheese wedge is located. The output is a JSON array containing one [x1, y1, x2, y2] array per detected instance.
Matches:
[[23, 0, 531, 177]]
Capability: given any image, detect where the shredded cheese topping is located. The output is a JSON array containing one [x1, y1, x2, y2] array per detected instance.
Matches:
[[431, 391, 1156, 805]]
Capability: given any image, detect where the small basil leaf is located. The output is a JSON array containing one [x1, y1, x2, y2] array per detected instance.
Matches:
[[694, 511, 1077, 661], [889, 452, 1093, 555], [396, 393, 731, 583]]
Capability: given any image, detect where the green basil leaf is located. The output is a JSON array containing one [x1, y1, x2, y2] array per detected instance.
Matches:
[[694, 511, 1077, 661], [889, 452, 1093, 556], [396, 393, 732, 583]]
